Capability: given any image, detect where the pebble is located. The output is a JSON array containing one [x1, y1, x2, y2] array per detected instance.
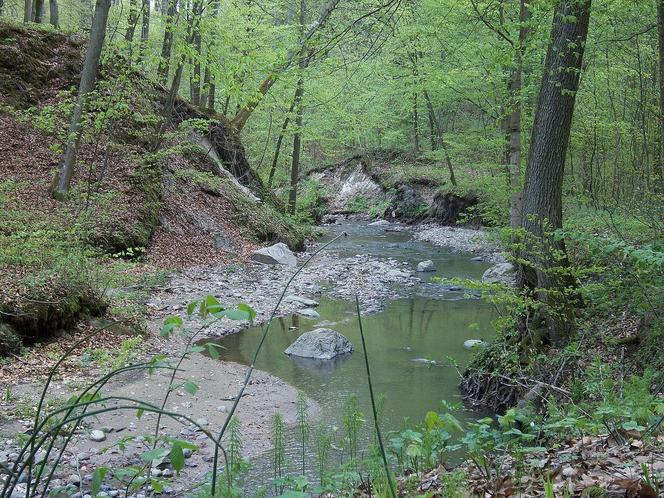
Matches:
[[195, 417, 209, 427], [182, 448, 193, 458], [89, 430, 106, 442], [216, 405, 227, 412]]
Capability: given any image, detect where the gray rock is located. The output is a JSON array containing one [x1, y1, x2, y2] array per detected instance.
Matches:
[[470, 256, 484, 262], [368, 220, 389, 227], [285, 328, 353, 360], [285, 295, 319, 307], [182, 449, 193, 459], [481, 262, 515, 286], [161, 468, 173, 478], [416, 260, 436, 272], [216, 405, 227, 412], [251, 243, 297, 266], [412, 358, 436, 365], [297, 308, 320, 319], [89, 430, 106, 442], [463, 339, 486, 349], [195, 417, 209, 427]]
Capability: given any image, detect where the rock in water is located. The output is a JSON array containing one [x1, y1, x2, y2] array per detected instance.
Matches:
[[285, 295, 319, 307], [463, 339, 486, 349], [285, 328, 353, 360], [251, 243, 297, 266], [368, 219, 389, 227], [481, 262, 515, 286], [297, 308, 320, 319], [416, 260, 436, 272]]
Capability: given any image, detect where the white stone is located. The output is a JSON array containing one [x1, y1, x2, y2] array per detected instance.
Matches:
[[463, 339, 486, 349], [416, 260, 436, 272], [89, 430, 106, 442], [251, 243, 297, 267], [297, 308, 320, 319]]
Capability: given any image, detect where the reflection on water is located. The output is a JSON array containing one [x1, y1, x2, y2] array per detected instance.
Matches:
[[211, 295, 494, 430]]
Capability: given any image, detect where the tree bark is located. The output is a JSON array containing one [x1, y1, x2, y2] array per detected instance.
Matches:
[[51, 0, 112, 198], [507, 0, 530, 231], [158, 0, 178, 85], [49, 0, 59, 27], [125, 0, 140, 42], [190, 0, 202, 106], [268, 93, 297, 188], [424, 90, 457, 186], [33, 0, 44, 22], [519, 0, 592, 343], [139, 0, 149, 54], [656, 0, 664, 192], [287, 0, 307, 215], [24, 0, 33, 22]]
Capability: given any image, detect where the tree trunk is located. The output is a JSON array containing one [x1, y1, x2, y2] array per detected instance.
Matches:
[[51, 0, 112, 198], [49, 0, 59, 27], [190, 0, 202, 106], [158, 0, 177, 85], [423, 90, 457, 186], [287, 0, 307, 215], [125, 0, 140, 42], [287, 76, 304, 215], [24, 0, 33, 22], [140, 0, 150, 54], [656, 0, 664, 192], [507, 0, 530, 231], [268, 94, 297, 188], [33, 0, 44, 22], [519, 0, 592, 343]]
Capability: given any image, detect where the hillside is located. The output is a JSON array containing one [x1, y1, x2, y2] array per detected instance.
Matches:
[[0, 21, 308, 356]]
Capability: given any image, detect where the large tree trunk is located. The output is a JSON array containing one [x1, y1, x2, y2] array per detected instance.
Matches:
[[507, 0, 530, 231], [158, 0, 177, 84], [656, 0, 664, 193], [49, 0, 59, 27], [33, 0, 44, 22], [24, 0, 33, 22], [519, 0, 592, 343], [51, 0, 112, 198]]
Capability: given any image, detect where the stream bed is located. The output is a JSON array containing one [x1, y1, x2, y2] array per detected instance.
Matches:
[[204, 222, 497, 492]]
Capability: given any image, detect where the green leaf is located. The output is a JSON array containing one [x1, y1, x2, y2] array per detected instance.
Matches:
[[205, 342, 224, 360], [183, 380, 199, 395], [187, 300, 198, 316], [237, 303, 257, 323], [91, 467, 108, 496], [139, 448, 168, 462], [170, 443, 185, 473]]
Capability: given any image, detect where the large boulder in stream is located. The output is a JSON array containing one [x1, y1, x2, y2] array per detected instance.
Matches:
[[481, 262, 516, 286], [251, 243, 297, 266], [285, 328, 353, 360]]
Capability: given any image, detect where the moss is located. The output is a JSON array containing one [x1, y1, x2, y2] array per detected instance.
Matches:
[[0, 323, 22, 356]]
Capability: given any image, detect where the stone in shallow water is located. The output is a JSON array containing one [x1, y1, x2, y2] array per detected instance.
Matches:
[[297, 308, 320, 319], [284, 328, 353, 360], [416, 260, 436, 272], [463, 339, 486, 349], [285, 295, 319, 307], [368, 219, 389, 227], [250, 243, 296, 266]]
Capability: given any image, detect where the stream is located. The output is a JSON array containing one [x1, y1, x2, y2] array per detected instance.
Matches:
[[204, 222, 497, 492]]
